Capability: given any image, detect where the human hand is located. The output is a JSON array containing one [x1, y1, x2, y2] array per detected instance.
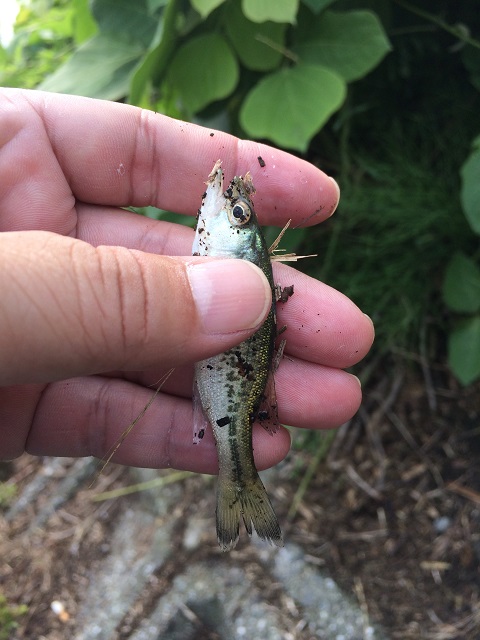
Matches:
[[0, 88, 374, 473]]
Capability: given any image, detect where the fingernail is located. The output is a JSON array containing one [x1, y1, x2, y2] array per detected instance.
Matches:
[[187, 259, 271, 334], [351, 374, 362, 388], [363, 313, 375, 334], [328, 176, 340, 217]]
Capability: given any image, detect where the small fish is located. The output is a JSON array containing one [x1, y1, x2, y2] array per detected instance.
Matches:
[[192, 160, 283, 551]]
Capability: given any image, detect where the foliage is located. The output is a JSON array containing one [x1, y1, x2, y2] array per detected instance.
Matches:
[[307, 122, 474, 350], [0, 0, 96, 89], [34, 0, 391, 152], [0, 594, 27, 640], [3, 1, 480, 386], [0, 482, 17, 507], [300, 2, 480, 385], [442, 135, 480, 385]]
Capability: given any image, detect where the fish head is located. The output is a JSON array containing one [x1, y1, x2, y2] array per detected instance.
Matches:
[[193, 160, 267, 260]]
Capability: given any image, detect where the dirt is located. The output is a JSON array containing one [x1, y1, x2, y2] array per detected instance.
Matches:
[[1, 363, 479, 639], [286, 364, 480, 639]]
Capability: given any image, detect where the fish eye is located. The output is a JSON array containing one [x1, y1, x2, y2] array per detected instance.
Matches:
[[228, 200, 252, 226]]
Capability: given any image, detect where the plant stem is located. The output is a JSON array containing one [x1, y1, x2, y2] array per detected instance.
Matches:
[[254, 34, 299, 63], [91, 470, 194, 501], [287, 430, 336, 521], [394, 0, 480, 50]]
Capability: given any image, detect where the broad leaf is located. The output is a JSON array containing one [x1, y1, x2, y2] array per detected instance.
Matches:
[[301, 0, 338, 13], [129, 0, 180, 105], [460, 146, 480, 235], [91, 0, 157, 47], [191, 0, 226, 18], [38, 34, 143, 100], [448, 316, 480, 385], [294, 10, 391, 82], [242, 0, 299, 24], [225, 2, 286, 71], [443, 253, 480, 313], [72, 0, 98, 44], [462, 46, 480, 92], [148, 0, 169, 10], [240, 63, 346, 152], [167, 34, 238, 114]]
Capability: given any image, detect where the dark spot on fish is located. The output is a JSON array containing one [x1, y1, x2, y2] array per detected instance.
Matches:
[[233, 351, 254, 379], [209, 132, 214, 137], [257, 156, 266, 167], [197, 227, 204, 234], [216, 416, 231, 428], [198, 429, 205, 439], [206, 364, 213, 370], [193, 252, 200, 256], [257, 410, 269, 421], [201, 191, 207, 200]]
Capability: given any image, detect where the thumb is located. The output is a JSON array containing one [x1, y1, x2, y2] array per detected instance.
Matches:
[[0, 231, 272, 385]]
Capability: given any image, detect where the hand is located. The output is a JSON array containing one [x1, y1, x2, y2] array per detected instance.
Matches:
[[0, 88, 374, 473]]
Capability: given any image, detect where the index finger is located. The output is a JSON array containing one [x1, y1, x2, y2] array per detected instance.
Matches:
[[5, 89, 339, 227]]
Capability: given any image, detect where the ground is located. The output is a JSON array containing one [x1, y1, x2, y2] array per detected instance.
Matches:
[[0, 364, 479, 639]]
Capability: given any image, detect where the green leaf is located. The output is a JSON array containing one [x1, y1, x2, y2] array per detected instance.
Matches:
[[38, 34, 143, 100], [91, 0, 157, 47], [301, 0, 338, 13], [462, 46, 480, 92], [72, 0, 98, 44], [129, 0, 180, 105], [448, 316, 480, 385], [460, 147, 480, 235], [224, 2, 286, 71], [240, 63, 346, 151], [293, 10, 391, 82], [242, 0, 299, 24], [190, 0, 226, 18], [148, 0, 169, 10], [443, 253, 480, 313], [167, 34, 238, 114]]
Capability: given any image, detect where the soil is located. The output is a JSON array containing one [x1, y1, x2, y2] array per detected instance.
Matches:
[[1, 362, 479, 639], [288, 363, 480, 639]]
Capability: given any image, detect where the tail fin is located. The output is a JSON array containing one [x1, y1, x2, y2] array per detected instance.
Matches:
[[216, 473, 283, 551]]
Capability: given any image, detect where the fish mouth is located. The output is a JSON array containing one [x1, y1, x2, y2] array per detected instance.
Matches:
[[201, 160, 227, 220]]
